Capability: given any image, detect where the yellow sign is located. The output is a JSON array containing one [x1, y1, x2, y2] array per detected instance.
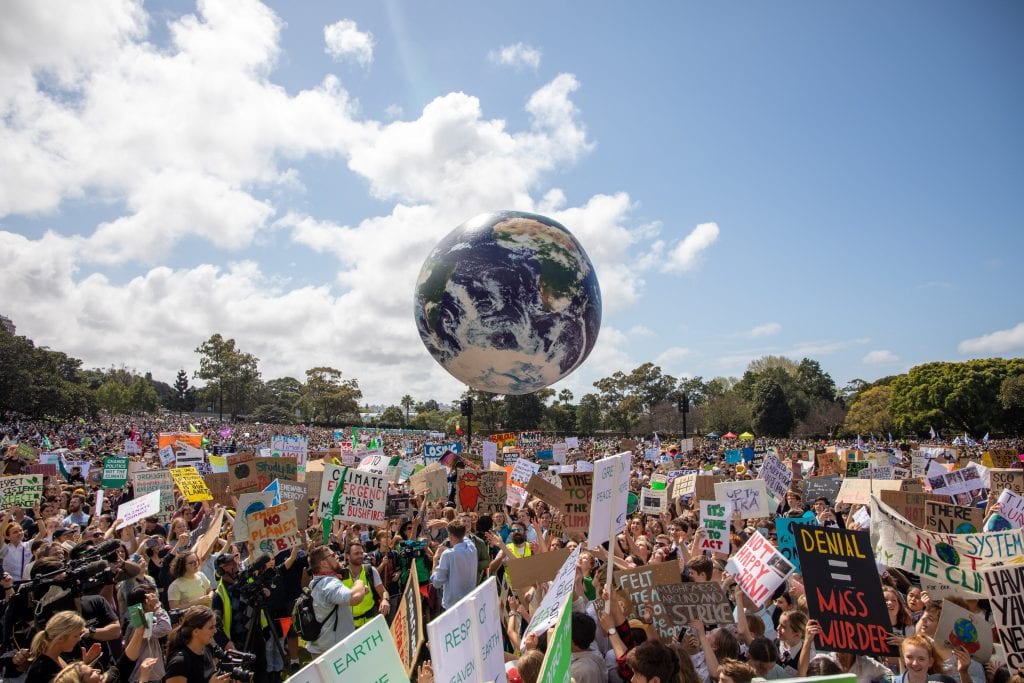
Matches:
[[170, 466, 213, 502]]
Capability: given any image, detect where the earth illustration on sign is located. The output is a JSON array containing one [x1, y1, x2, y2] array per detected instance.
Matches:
[[414, 210, 602, 394]]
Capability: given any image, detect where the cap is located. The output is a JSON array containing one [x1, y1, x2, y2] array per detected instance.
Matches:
[[52, 528, 73, 539], [215, 553, 237, 567]]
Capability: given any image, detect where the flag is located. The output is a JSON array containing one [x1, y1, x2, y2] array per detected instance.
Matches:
[[279, 617, 292, 639], [439, 449, 458, 467], [983, 432, 990, 443], [856, 434, 864, 451], [888, 433, 893, 444], [455, 423, 463, 436], [953, 436, 962, 446], [189, 424, 199, 433], [929, 426, 937, 440], [219, 427, 232, 439], [653, 432, 661, 449]]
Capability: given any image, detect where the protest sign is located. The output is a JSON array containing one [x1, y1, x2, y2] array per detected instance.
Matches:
[[776, 515, 818, 571], [557, 472, 593, 534], [390, 569, 424, 678], [725, 531, 794, 608], [641, 487, 667, 514], [489, 432, 516, 448], [329, 467, 388, 526], [170, 466, 212, 502], [537, 594, 572, 683], [805, 477, 843, 506], [25, 463, 57, 477], [985, 450, 1019, 469], [510, 459, 540, 489], [289, 614, 409, 683], [247, 500, 303, 556], [158, 446, 176, 467], [994, 488, 1024, 529], [797, 525, 896, 658], [271, 435, 308, 478], [527, 474, 568, 509], [115, 490, 162, 530], [228, 452, 258, 493], [233, 491, 276, 544], [427, 577, 506, 683], [253, 456, 298, 490], [409, 464, 447, 502], [274, 480, 309, 529], [205, 473, 232, 507], [101, 457, 129, 489], [194, 506, 225, 560], [934, 597, 992, 662], [481, 440, 498, 469], [858, 466, 894, 480], [316, 463, 344, 520], [983, 565, 1024, 668], [658, 582, 734, 625], [176, 445, 205, 471], [507, 548, 573, 592], [695, 475, 722, 502], [456, 470, 505, 514], [613, 561, 684, 640], [714, 480, 771, 518], [0, 475, 43, 509], [700, 500, 732, 554], [836, 478, 901, 506], [817, 452, 840, 476], [673, 473, 697, 499], [991, 469, 1024, 496], [925, 500, 984, 534], [525, 545, 581, 636], [588, 452, 632, 548], [759, 453, 794, 503], [131, 469, 175, 522]]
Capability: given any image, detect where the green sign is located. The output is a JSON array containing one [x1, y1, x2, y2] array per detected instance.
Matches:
[[538, 594, 572, 682], [627, 491, 640, 514], [101, 456, 129, 488]]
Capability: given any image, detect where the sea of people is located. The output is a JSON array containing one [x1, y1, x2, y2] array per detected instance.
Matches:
[[0, 411, 1022, 683]]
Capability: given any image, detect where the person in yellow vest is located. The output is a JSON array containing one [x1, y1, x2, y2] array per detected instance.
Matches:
[[487, 522, 537, 578], [341, 541, 389, 628]]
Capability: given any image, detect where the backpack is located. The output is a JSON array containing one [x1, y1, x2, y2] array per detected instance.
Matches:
[[292, 577, 338, 641]]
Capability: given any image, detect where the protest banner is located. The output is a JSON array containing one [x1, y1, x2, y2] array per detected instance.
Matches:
[[409, 465, 447, 502], [983, 565, 1024, 668], [273, 480, 309, 529], [641, 487, 667, 514], [253, 456, 298, 490], [0, 475, 43, 509], [358, 454, 400, 481], [613, 561, 684, 640], [925, 500, 984, 534], [101, 457, 129, 489], [385, 492, 413, 519], [26, 463, 57, 477], [131, 469, 175, 522], [658, 582, 734, 625], [797, 525, 896, 658], [158, 432, 203, 450], [759, 453, 794, 503], [714, 479, 771, 518], [699, 500, 732, 554], [991, 469, 1024, 496], [170, 466, 212, 502], [993, 488, 1024, 529], [115, 490, 162, 530], [289, 614, 409, 683], [232, 491, 276, 544], [489, 432, 517, 448], [176, 445, 205, 471], [817, 451, 840, 476], [271, 435, 308, 479], [526, 474, 568, 509], [836, 479, 901, 506], [846, 461, 870, 478], [588, 452, 632, 549], [879, 489, 927, 529], [390, 569, 424, 678], [228, 452, 258, 493], [247, 500, 304, 556], [537, 594, 572, 683], [510, 459, 540, 489], [328, 467, 388, 526], [725, 531, 794, 608], [456, 470, 505, 514], [985, 450, 1019, 469], [507, 548, 573, 592], [535, 448, 553, 461], [555, 472, 592, 534], [158, 446, 176, 468], [933, 597, 993, 662], [525, 546, 581, 636], [775, 515, 817, 571], [316, 463, 344, 520], [427, 577, 506, 683], [858, 466, 894, 480]]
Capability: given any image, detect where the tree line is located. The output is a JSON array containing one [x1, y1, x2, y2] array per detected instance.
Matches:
[[1, 325, 1021, 437]]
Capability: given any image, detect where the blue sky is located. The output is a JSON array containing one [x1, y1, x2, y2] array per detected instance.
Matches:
[[1, 0, 1022, 406]]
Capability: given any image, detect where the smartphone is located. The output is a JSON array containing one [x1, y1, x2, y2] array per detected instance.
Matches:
[[127, 604, 146, 629]]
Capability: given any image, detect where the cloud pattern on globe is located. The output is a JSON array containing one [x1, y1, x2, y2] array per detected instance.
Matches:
[[415, 211, 601, 394]]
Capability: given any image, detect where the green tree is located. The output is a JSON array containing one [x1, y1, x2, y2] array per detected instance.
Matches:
[[400, 394, 415, 424], [0, 327, 94, 418], [299, 367, 362, 424], [999, 374, 1024, 410], [751, 378, 794, 437], [171, 369, 191, 416], [259, 377, 302, 418], [844, 385, 893, 436], [96, 380, 129, 415], [794, 400, 847, 438], [379, 405, 405, 426], [194, 334, 262, 421], [128, 377, 160, 413], [696, 392, 751, 434], [576, 393, 602, 435], [736, 356, 828, 423], [463, 390, 503, 432], [503, 393, 545, 430], [593, 363, 678, 434]]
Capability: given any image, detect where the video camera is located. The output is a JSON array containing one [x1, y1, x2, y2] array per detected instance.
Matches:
[[212, 645, 256, 682], [28, 539, 124, 599], [235, 554, 275, 601]]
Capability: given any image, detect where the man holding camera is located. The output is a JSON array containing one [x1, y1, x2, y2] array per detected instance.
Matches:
[[306, 545, 368, 657]]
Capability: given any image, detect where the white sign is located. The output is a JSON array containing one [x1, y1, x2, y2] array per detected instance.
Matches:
[[640, 487, 667, 514], [996, 488, 1024, 528], [700, 499, 732, 554], [510, 459, 540, 488], [714, 479, 771, 518], [758, 453, 793, 503], [482, 441, 497, 468], [526, 545, 582, 636], [588, 452, 632, 549], [158, 446, 175, 467], [115, 490, 161, 529], [176, 445, 205, 470], [565, 437, 579, 449], [552, 442, 568, 464], [288, 614, 409, 683], [725, 530, 794, 607], [426, 577, 506, 683]]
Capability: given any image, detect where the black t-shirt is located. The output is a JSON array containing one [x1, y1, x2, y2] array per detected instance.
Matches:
[[165, 646, 216, 683], [24, 654, 61, 683]]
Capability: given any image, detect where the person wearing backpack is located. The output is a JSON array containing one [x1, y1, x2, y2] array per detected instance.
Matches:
[[301, 545, 367, 657]]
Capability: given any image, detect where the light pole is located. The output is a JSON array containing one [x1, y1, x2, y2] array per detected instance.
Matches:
[[461, 397, 473, 453], [677, 393, 690, 439]]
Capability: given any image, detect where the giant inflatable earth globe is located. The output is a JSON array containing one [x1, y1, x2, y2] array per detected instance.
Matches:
[[414, 210, 601, 394]]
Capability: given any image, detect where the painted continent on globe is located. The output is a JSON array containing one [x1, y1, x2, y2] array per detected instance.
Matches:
[[415, 210, 602, 394]]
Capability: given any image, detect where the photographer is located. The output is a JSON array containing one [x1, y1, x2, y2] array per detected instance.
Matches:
[[164, 606, 232, 683], [122, 584, 171, 682], [211, 551, 281, 683]]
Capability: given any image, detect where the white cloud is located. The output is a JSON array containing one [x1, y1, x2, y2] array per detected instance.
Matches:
[[863, 350, 899, 365], [658, 222, 719, 273], [787, 338, 869, 358], [628, 325, 655, 338], [324, 19, 375, 67], [655, 347, 692, 373], [488, 42, 542, 70], [958, 322, 1024, 355], [745, 322, 781, 338]]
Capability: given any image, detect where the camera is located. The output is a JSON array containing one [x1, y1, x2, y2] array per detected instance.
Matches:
[[212, 645, 256, 682], [235, 554, 276, 601]]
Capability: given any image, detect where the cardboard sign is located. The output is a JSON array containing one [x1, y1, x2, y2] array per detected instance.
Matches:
[[985, 450, 1019, 469], [613, 561, 684, 640], [316, 463, 344, 520], [759, 453, 794, 503], [695, 475, 723, 502], [673, 473, 697, 499], [725, 531, 794, 608], [247, 500, 303, 556], [130, 469, 176, 522], [880, 489, 928, 529], [390, 568, 424, 677], [588, 452, 632, 548], [456, 469, 505, 514], [228, 452, 258, 493], [835, 478, 901, 506], [409, 465, 447, 502], [641, 487, 667, 514], [983, 565, 1024, 668], [234, 491, 276, 544], [934, 597, 992, 662], [991, 469, 1024, 496], [658, 582, 734, 625], [558, 472, 592, 533], [714, 480, 771, 518], [994, 488, 1024, 528], [0, 475, 43, 509], [170, 466, 213, 502], [510, 459, 540, 488], [797, 526, 896, 658], [114, 490, 162, 529], [925, 500, 984, 534], [330, 467, 388, 526], [817, 452, 840, 477], [526, 474, 567, 509], [101, 457, 129, 489], [523, 545, 580, 637], [700, 500, 732, 554], [275, 480, 309, 529], [204, 473, 232, 507], [426, 577, 506, 683], [253, 456, 298, 490], [507, 548, 573, 591]]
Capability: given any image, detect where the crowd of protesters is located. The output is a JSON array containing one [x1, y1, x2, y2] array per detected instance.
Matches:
[[0, 411, 1022, 683]]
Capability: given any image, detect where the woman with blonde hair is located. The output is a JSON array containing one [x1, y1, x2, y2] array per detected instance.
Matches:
[[25, 611, 101, 683], [894, 635, 960, 683]]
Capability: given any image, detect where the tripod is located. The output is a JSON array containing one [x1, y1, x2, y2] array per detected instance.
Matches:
[[238, 594, 288, 683]]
